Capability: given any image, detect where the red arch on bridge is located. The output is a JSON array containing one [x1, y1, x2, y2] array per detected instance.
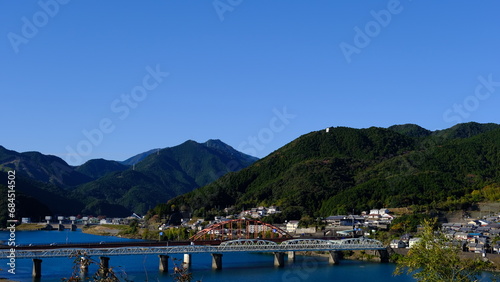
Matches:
[[190, 219, 292, 241]]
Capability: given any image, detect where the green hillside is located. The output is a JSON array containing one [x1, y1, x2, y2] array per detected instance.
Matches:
[[72, 140, 259, 216], [0, 170, 84, 222], [0, 146, 92, 187], [121, 148, 159, 166], [76, 158, 129, 179], [0, 139, 258, 218], [166, 123, 500, 219], [388, 124, 432, 138], [432, 122, 500, 140]]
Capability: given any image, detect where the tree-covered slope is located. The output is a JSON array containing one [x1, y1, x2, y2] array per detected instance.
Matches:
[[0, 170, 84, 221], [167, 123, 500, 219], [75, 158, 129, 179], [0, 146, 92, 187], [0, 139, 258, 218], [72, 140, 259, 216], [388, 124, 432, 138], [432, 122, 500, 140], [121, 148, 160, 166], [168, 127, 416, 216]]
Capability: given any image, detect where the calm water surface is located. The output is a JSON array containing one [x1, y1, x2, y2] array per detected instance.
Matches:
[[2, 229, 418, 282]]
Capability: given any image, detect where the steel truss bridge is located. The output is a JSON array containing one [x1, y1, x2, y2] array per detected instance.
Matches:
[[0, 238, 385, 259]]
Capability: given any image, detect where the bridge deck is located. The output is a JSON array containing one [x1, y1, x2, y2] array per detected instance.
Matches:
[[0, 238, 385, 259]]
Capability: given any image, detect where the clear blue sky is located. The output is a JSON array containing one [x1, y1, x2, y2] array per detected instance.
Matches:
[[2, 1, 500, 165]]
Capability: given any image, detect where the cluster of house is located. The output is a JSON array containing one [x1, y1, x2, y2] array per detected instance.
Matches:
[[323, 209, 395, 229], [96, 214, 142, 225], [238, 206, 281, 219], [442, 219, 500, 254], [390, 216, 500, 254], [22, 213, 144, 226], [390, 234, 422, 249], [283, 208, 396, 235]]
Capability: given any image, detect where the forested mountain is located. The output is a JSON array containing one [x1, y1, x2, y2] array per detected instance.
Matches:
[[0, 146, 92, 187], [388, 124, 432, 138], [2, 123, 499, 221], [121, 148, 160, 166], [76, 159, 129, 179], [432, 122, 500, 140], [388, 122, 500, 140], [0, 139, 258, 218], [72, 140, 259, 216], [166, 123, 500, 220], [0, 170, 83, 221]]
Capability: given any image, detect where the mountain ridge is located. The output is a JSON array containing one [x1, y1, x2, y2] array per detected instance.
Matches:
[[2, 122, 499, 220], [164, 122, 500, 220], [0, 139, 259, 217]]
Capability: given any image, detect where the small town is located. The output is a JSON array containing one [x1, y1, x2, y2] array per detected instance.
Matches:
[[21, 205, 500, 258]]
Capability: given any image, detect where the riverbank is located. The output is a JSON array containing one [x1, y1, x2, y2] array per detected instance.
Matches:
[[82, 224, 128, 236], [81, 224, 151, 239], [297, 248, 500, 272], [8, 223, 46, 231], [296, 250, 386, 262]]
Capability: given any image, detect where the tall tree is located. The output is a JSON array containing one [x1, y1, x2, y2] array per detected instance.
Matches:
[[394, 218, 496, 282]]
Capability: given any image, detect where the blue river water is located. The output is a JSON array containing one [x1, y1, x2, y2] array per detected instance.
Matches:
[[0, 229, 421, 281]]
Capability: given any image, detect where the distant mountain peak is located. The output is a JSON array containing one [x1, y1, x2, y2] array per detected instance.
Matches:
[[121, 148, 161, 166], [204, 138, 224, 144], [388, 124, 432, 138], [75, 138, 259, 216], [433, 122, 500, 139], [76, 158, 129, 179], [203, 139, 231, 149]]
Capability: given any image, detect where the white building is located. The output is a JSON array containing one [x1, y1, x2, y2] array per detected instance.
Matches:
[[390, 240, 407, 249], [286, 220, 300, 233], [408, 238, 422, 248]]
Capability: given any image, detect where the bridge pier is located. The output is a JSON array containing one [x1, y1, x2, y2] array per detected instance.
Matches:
[[287, 251, 295, 262], [211, 253, 223, 270], [79, 270, 88, 281], [58, 224, 65, 231], [71, 224, 78, 231], [159, 255, 169, 272], [183, 254, 192, 268], [80, 257, 89, 272], [274, 252, 285, 267], [99, 256, 110, 277], [79, 258, 89, 281], [32, 258, 42, 278], [377, 248, 390, 263], [328, 251, 341, 265]]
